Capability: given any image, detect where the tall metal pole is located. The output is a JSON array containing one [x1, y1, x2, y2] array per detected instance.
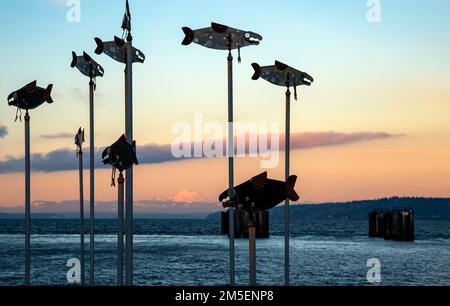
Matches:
[[284, 87, 291, 286], [249, 216, 256, 286], [24, 110, 31, 286], [125, 32, 134, 286], [227, 49, 235, 286], [89, 78, 95, 286], [78, 148, 85, 286], [117, 173, 124, 286]]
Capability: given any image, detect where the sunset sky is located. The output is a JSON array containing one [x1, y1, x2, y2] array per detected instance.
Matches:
[[0, 0, 449, 211]]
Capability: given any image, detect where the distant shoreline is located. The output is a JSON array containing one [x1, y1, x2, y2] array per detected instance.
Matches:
[[1, 197, 449, 221]]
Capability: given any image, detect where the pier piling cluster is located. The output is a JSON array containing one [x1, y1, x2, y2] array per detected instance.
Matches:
[[369, 209, 415, 241]]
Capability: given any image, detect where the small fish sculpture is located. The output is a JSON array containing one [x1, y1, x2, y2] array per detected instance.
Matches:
[[219, 172, 299, 213], [75, 127, 85, 157], [251, 61, 314, 100], [8, 81, 54, 121], [102, 135, 138, 186], [8, 80, 54, 110], [94, 36, 145, 64], [71, 52, 104, 78]]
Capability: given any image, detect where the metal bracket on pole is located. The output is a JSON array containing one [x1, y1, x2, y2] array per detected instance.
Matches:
[[24, 110, 31, 286]]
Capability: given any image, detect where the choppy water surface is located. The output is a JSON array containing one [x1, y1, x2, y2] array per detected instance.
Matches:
[[0, 219, 449, 286]]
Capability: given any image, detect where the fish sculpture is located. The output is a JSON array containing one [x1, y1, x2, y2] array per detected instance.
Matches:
[[219, 172, 299, 213], [94, 36, 145, 64], [8, 80, 53, 113], [251, 61, 314, 100], [71, 52, 105, 78], [102, 135, 138, 186], [75, 127, 85, 157], [182, 22, 262, 61]]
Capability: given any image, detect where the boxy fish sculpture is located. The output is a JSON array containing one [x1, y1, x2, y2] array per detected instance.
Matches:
[[182, 22, 262, 61], [251, 61, 314, 100], [219, 172, 300, 212], [94, 36, 145, 64], [71, 52, 105, 78], [102, 134, 138, 186], [8, 80, 53, 110]]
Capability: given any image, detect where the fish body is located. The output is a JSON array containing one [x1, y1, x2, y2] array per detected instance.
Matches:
[[102, 134, 138, 172], [94, 36, 145, 64], [252, 61, 314, 88], [182, 22, 262, 50], [7, 81, 53, 110], [75, 127, 85, 148], [219, 172, 299, 212], [71, 52, 104, 78]]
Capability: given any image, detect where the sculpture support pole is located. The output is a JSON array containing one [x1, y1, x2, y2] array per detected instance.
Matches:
[[89, 79, 95, 286], [284, 88, 291, 286], [227, 50, 235, 286], [117, 173, 124, 286], [78, 149, 85, 286], [249, 217, 256, 286], [24, 111, 31, 286], [125, 33, 134, 286]]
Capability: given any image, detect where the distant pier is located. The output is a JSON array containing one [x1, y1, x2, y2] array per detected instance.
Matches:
[[221, 209, 270, 239], [369, 209, 415, 241]]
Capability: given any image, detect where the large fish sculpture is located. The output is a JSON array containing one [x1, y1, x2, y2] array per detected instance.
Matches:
[[71, 52, 104, 78], [219, 172, 299, 213], [251, 61, 314, 100], [94, 36, 145, 64], [182, 22, 262, 61], [8, 80, 53, 111], [102, 135, 138, 186]]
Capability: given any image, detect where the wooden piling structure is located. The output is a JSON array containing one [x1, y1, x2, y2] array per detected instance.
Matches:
[[369, 209, 415, 241]]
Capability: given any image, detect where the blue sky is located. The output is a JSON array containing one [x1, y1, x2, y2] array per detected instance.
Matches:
[[0, 0, 450, 206]]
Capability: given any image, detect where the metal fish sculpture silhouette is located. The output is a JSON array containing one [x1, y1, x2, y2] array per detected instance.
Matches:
[[219, 172, 299, 212], [251, 61, 314, 100], [8, 81, 53, 122], [94, 36, 145, 64], [75, 127, 85, 156], [182, 22, 262, 61], [102, 135, 138, 186], [71, 52, 105, 78]]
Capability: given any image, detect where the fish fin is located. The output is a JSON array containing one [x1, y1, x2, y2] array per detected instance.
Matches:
[[181, 27, 194, 46], [26, 80, 37, 92], [286, 175, 300, 202], [94, 38, 104, 55], [251, 63, 261, 80], [70, 52, 77, 68], [83, 52, 91, 62], [46, 84, 54, 104], [251, 172, 267, 188], [114, 36, 125, 47], [275, 60, 288, 71], [211, 22, 228, 33]]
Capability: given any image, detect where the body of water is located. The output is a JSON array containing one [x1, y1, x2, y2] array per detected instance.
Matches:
[[0, 219, 449, 286]]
